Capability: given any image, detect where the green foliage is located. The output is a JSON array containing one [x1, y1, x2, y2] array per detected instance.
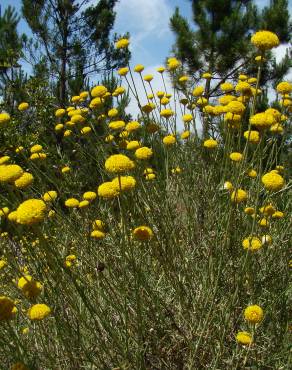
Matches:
[[21, 0, 131, 105], [170, 0, 291, 85]]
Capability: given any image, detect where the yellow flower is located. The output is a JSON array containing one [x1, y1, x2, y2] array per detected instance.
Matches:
[[248, 77, 257, 84], [71, 95, 80, 103], [79, 200, 89, 208], [65, 198, 79, 208], [105, 134, 114, 143], [224, 181, 233, 191], [220, 82, 234, 92], [105, 154, 135, 173], [272, 211, 284, 219], [81, 126, 92, 135], [231, 189, 247, 203], [219, 95, 236, 106], [145, 173, 156, 180], [109, 120, 125, 130], [202, 72, 212, 79], [65, 254, 77, 268], [127, 140, 141, 150], [16, 199, 47, 225], [244, 130, 260, 144], [80, 91, 89, 99], [0, 296, 17, 320], [260, 204, 276, 216], [115, 38, 129, 49], [203, 138, 218, 149], [159, 108, 173, 119], [17, 275, 42, 299], [192, 86, 204, 97], [27, 303, 51, 320], [15, 146, 24, 153], [242, 237, 262, 251], [14, 172, 34, 189], [250, 112, 275, 129], [30, 144, 43, 153], [61, 166, 71, 174], [71, 114, 85, 124], [0, 164, 24, 183], [229, 152, 243, 162], [0, 207, 10, 217], [181, 131, 190, 140], [160, 97, 170, 106], [0, 259, 7, 269], [143, 74, 153, 82], [276, 81, 292, 95], [244, 207, 255, 215], [64, 129, 72, 137], [8, 211, 18, 222], [83, 191, 97, 201], [54, 124, 64, 132], [55, 108, 66, 117], [226, 101, 245, 115], [167, 57, 181, 70], [244, 304, 264, 323], [235, 81, 252, 95], [262, 171, 284, 191], [126, 121, 140, 132], [134, 64, 144, 73], [178, 75, 189, 83], [157, 66, 165, 73], [91, 85, 108, 98], [98, 181, 120, 199], [108, 108, 119, 118], [163, 135, 176, 146], [270, 123, 284, 134], [258, 218, 269, 228], [236, 331, 252, 345], [182, 114, 193, 124], [92, 219, 106, 231], [132, 226, 153, 241], [43, 191, 58, 202], [118, 67, 129, 76], [111, 176, 136, 192], [18, 102, 29, 111], [0, 112, 11, 125], [196, 97, 208, 106], [135, 147, 153, 160], [251, 30, 279, 50], [90, 97, 103, 108], [91, 229, 106, 239], [247, 169, 257, 178]]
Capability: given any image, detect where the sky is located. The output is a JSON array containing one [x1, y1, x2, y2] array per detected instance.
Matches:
[[1, 0, 291, 119]]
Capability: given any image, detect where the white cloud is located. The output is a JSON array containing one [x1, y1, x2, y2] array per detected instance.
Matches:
[[114, 0, 173, 61]]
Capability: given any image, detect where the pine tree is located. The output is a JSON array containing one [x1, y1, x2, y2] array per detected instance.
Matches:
[[21, 0, 130, 106], [0, 5, 25, 110], [170, 0, 291, 92]]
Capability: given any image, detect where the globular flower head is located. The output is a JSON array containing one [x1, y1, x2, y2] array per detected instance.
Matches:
[[98, 181, 120, 199], [244, 304, 264, 324], [16, 199, 47, 225], [0, 164, 24, 183], [91, 85, 108, 98], [14, 172, 34, 189], [226, 101, 245, 115], [0, 112, 11, 125], [65, 198, 79, 208], [18, 102, 29, 111], [242, 236, 262, 251], [163, 135, 176, 146], [135, 147, 153, 160], [276, 81, 292, 95], [251, 30, 279, 50], [115, 38, 130, 49], [134, 64, 144, 73], [27, 303, 51, 321], [111, 176, 136, 192], [244, 130, 260, 144], [229, 152, 243, 162], [203, 138, 218, 149], [43, 191, 58, 202], [231, 189, 247, 203], [262, 171, 284, 192], [105, 154, 135, 173], [132, 226, 153, 241], [236, 331, 253, 345]]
